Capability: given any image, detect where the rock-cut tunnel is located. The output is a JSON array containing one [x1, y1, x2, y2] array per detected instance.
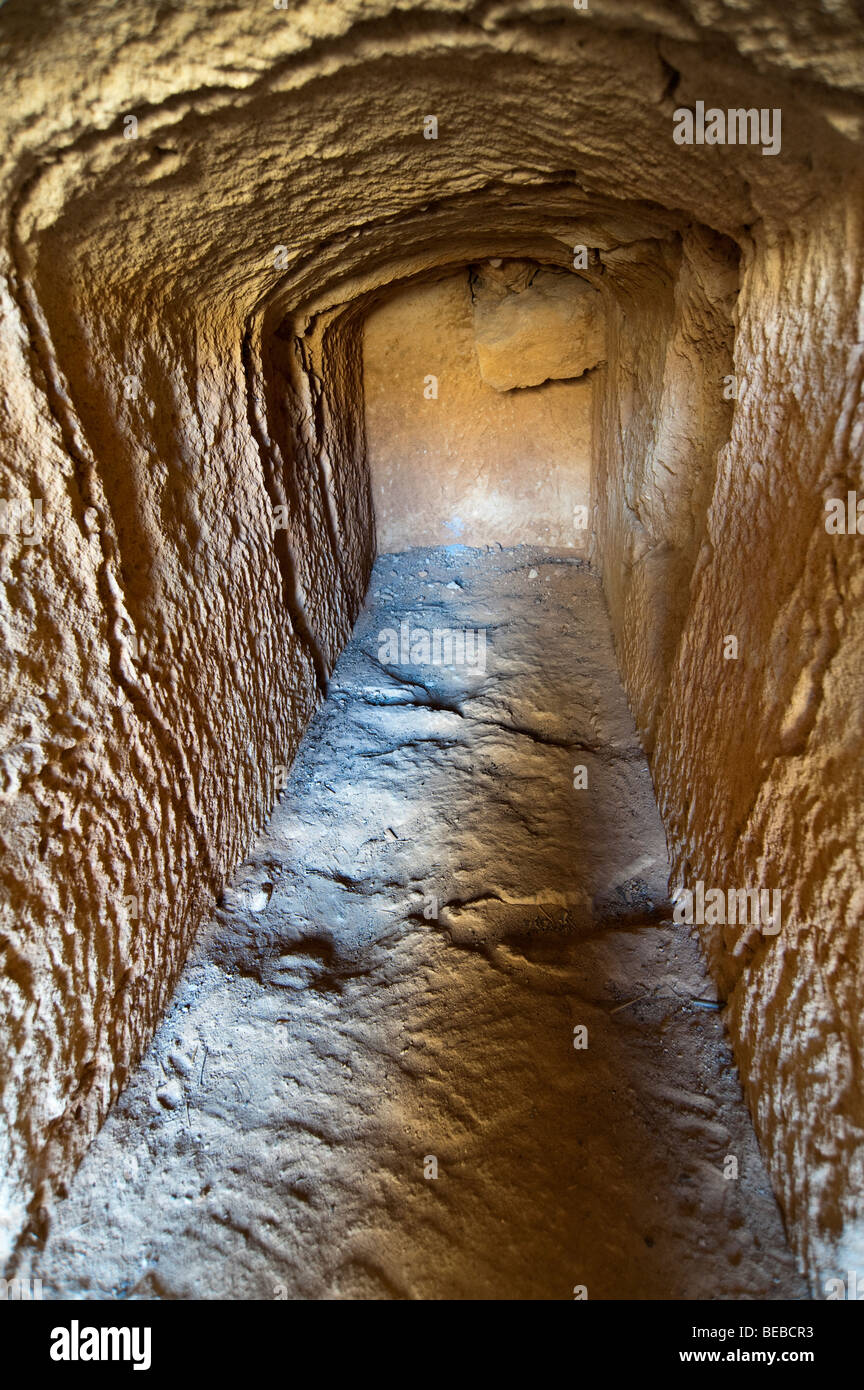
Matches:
[[1, 0, 863, 1303]]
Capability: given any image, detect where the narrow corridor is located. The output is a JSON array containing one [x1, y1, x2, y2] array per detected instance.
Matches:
[[22, 548, 803, 1300]]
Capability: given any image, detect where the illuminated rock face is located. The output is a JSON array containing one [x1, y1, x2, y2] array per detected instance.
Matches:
[[471, 261, 606, 392], [363, 270, 595, 552], [0, 0, 861, 1291]]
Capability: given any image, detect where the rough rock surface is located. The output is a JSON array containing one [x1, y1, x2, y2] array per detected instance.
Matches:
[[0, 0, 862, 1290], [472, 262, 606, 392], [18, 549, 804, 1300]]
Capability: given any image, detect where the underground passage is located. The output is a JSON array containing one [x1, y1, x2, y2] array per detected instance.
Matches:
[[1, 0, 863, 1310]]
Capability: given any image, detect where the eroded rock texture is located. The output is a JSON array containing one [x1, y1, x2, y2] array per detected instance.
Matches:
[[16, 550, 805, 1300], [473, 261, 606, 392], [0, 0, 862, 1293]]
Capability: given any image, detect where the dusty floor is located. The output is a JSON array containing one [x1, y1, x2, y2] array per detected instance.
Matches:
[[21, 548, 804, 1300]]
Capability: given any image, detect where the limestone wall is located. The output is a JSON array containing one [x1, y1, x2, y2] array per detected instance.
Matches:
[[652, 197, 864, 1280], [364, 270, 595, 552]]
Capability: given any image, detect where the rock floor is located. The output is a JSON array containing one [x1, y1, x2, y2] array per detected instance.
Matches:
[[22, 547, 805, 1300]]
